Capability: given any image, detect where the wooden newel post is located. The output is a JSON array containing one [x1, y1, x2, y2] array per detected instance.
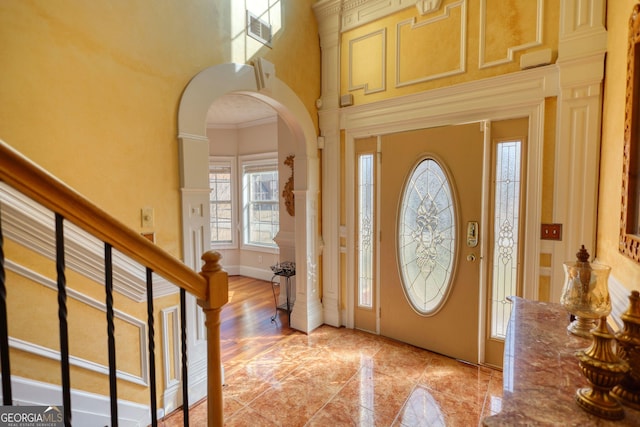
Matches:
[[197, 251, 229, 427]]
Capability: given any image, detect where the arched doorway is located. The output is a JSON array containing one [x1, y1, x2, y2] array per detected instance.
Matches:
[[176, 62, 322, 406]]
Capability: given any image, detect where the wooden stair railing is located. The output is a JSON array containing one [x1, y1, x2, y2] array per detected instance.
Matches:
[[0, 140, 227, 426]]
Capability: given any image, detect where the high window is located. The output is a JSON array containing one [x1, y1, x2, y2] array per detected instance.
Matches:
[[240, 154, 279, 250]]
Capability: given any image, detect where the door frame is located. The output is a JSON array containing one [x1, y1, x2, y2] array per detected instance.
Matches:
[[342, 70, 550, 364]]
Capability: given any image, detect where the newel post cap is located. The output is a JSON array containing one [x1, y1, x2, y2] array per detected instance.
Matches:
[[198, 250, 229, 309]]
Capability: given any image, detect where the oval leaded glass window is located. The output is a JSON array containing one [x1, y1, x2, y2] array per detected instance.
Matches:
[[398, 158, 456, 315]]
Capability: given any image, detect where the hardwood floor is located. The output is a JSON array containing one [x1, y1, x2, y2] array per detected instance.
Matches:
[[220, 275, 295, 363]]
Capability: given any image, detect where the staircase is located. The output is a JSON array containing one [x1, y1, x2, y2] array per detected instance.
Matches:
[[0, 140, 226, 426]]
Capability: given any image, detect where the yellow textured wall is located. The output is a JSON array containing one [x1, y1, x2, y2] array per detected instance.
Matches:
[[0, 0, 319, 407], [597, 0, 640, 291], [340, 0, 559, 104]]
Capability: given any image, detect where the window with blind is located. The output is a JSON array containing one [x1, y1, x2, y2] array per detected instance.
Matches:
[[241, 154, 279, 249]]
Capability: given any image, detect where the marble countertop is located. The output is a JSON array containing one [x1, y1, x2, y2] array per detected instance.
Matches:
[[482, 296, 640, 426]]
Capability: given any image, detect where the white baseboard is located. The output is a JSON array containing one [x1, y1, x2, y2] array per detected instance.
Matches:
[[0, 375, 150, 426], [238, 265, 274, 282]]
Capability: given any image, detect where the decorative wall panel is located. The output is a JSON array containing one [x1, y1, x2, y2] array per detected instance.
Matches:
[[396, 0, 466, 87], [5, 260, 148, 386], [479, 0, 543, 68], [349, 29, 387, 94]]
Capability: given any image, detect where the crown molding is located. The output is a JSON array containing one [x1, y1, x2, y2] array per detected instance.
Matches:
[[206, 114, 277, 130]]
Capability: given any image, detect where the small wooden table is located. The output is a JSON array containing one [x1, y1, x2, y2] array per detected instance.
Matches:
[[482, 296, 640, 426]]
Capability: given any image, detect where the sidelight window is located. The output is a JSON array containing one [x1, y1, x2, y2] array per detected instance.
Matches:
[[490, 140, 523, 339]]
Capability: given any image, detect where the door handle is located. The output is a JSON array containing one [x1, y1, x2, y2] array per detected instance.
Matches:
[[467, 221, 478, 247]]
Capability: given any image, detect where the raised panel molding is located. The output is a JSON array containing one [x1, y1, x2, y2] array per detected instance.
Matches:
[[0, 184, 179, 302], [396, 0, 466, 87], [5, 259, 148, 386], [162, 305, 181, 415], [180, 188, 210, 272], [558, 0, 607, 61], [348, 29, 387, 94], [478, 0, 543, 69], [560, 0, 606, 37]]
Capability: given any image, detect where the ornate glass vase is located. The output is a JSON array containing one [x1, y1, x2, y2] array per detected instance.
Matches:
[[560, 246, 612, 338]]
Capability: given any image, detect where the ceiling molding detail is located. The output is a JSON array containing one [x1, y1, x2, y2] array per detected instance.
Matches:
[[416, 0, 443, 15], [341, 0, 415, 32], [205, 93, 277, 128], [206, 115, 277, 130]]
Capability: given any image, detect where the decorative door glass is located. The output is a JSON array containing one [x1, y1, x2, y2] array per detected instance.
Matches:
[[490, 140, 522, 339], [358, 153, 374, 308], [398, 158, 456, 315]]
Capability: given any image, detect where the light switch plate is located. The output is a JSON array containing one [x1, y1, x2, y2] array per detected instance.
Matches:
[[541, 223, 562, 241], [141, 207, 154, 228]]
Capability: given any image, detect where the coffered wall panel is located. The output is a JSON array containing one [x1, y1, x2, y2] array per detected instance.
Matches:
[[348, 29, 387, 94], [479, 0, 543, 68], [396, 0, 466, 87], [337, 0, 558, 104]]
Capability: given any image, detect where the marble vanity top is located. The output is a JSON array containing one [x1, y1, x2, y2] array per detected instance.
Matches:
[[482, 296, 640, 426]]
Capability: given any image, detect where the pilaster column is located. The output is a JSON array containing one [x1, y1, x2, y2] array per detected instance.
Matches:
[[290, 188, 324, 332], [314, 0, 343, 326], [551, 0, 607, 302]]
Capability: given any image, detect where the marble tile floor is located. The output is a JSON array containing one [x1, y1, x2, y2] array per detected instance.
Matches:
[[160, 325, 503, 426]]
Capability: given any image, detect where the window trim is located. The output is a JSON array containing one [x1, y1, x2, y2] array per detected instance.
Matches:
[[239, 153, 280, 253], [209, 156, 238, 250]]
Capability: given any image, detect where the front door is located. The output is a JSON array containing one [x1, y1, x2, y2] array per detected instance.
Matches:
[[379, 122, 484, 363]]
